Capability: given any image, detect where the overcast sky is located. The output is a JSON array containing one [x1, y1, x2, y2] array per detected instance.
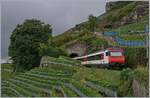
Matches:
[[1, 0, 106, 59]]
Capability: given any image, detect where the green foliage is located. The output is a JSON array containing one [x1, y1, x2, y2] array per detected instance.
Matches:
[[83, 35, 109, 54], [6, 65, 147, 97], [71, 81, 102, 97], [47, 56, 80, 66], [1, 63, 13, 69], [60, 32, 109, 54], [88, 14, 98, 32], [61, 85, 78, 97], [132, 67, 149, 91], [118, 35, 146, 41], [1, 70, 13, 80], [9, 19, 52, 72], [1, 64, 13, 80], [118, 79, 133, 96], [120, 68, 132, 81], [88, 79, 118, 91], [124, 47, 147, 68], [107, 1, 134, 11], [107, 21, 148, 35], [58, 56, 81, 65], [53, 31, 87, 47], [118, 67, 148, 96], [105, 2, 136, 22], [75, 22, 89, 32], [54, 29, 109, 55], [118, 68, 133, 96], [133, 67, 149, 96], [39, 43, 67, 57]]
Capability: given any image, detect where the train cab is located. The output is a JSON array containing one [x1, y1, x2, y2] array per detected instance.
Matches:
[[106, 48, 125, 66]]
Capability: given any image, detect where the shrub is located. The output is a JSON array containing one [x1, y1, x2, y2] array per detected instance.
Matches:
[[120, 68, 132, 81], [124, 47, 147, 68]]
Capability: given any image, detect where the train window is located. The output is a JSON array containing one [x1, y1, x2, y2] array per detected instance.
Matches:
[[100, 54, 104, 59], [88, 56, 95, 61], [106, 52, 109, 56], [95, 55, 100, 60], [110, 52, 122, 56], [84, 57, 88, 61]]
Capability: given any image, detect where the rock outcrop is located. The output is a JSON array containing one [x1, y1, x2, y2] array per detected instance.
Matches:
[[105, 1, 149, 27], [120, 2, 149, 25]]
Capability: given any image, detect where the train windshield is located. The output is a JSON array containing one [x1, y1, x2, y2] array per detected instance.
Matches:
[[110, 51, 122, 56]]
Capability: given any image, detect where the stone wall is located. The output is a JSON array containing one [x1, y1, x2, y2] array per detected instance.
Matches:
[[67, 42, 87, 57], [132, 79, 148, 97]]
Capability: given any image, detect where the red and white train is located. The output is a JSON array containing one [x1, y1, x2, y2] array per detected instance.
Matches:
[[73, 47, 125, 67]]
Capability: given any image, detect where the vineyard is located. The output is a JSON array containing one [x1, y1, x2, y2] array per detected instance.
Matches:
[[2, 56, 149, 97], [1, 57, 121, 97]]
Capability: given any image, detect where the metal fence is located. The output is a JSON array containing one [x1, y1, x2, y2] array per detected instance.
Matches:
[[115, 36, 146, 46], [103, 31, 146, 46]]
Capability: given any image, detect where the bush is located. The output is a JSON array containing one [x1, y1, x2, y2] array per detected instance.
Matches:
[[118, 79, 133, 96], [132, 67, 149, 95], [118, 68, 133, 96], [39, 44, 67, 58], [119, 67, 148, 96], [120, 68, 132, 81], [124, 47, 147, 68]]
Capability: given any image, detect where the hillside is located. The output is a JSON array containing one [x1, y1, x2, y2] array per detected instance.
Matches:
[[53, 1, 148, 67], [54, 1, 148, 48], [2, 57, 149, 97]]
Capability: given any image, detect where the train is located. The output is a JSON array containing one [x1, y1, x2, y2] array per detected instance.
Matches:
[[73, 47, 125, 67]]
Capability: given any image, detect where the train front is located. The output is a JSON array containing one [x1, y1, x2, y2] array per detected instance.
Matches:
[[107, 48, 125, 67]]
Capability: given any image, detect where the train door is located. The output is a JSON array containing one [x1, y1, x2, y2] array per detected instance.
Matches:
[[104, 51, 109, 64]]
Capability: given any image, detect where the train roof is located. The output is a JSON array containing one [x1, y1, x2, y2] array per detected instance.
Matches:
[[107, 47, 124, 51], [73, 50, 106, 59]]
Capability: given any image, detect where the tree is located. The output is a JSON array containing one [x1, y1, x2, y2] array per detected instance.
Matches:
[[88, 14, 97, 32], [9, 19, 52, 72]]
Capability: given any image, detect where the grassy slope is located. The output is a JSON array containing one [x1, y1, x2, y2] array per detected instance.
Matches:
[[1, 64, 13, 80], [73, 67, 121, 87], [103, 2, 137, 23]]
